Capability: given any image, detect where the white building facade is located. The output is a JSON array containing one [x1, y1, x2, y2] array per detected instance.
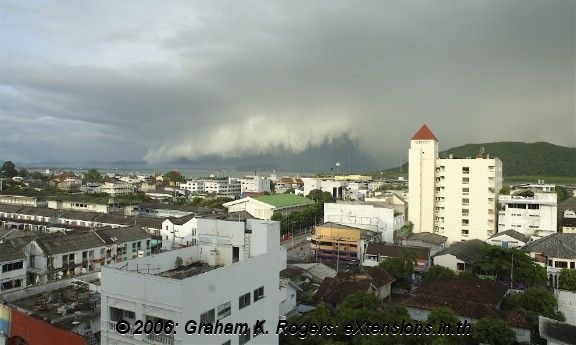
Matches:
[[239, 176, 272, 194], [323, 202, 403, 243], [408, 125, 503, 243], [498, 190, 557, 235], [100, 219, 286, 345]]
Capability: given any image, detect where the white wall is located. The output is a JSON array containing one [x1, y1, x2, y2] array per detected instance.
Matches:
[[323, 203, 399, 243], [408, 139, 438, 233], [498, 192, 557, 235], [433, 254, 466, 272], [486, 234, 526, 249]]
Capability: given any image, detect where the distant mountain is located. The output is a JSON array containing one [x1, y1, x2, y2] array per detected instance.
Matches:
[[382, 142, 576, 177]]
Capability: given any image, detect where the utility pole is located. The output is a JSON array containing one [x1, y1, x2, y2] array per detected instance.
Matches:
[[510, 253, 514, 289]]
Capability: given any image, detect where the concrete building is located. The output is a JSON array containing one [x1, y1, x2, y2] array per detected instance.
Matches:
[[522, 233, 576, 288], [97, 182, 135, 196], [0, 195, 47, 207], [100, 218, 285, 345], [180, 178, 241, 197], [323, 201, 403, 243], [310, 223, 377, 264], [160, 215, 197, 250], [498, 188, 557, 236], [239, 175, 272, 194], [301, 178, 348, 199], [401, 232, 447, 256], [432, 239, 485, 272], [48, 200, 110, 213], [362, 243, 431, 271], [0, 242, 26, 294], [223, 194, 315, 220], [555, 289, 576, 326], [408, 124, 502, 243], [24, 226, 152, 284], [562, 209, 576, 233]]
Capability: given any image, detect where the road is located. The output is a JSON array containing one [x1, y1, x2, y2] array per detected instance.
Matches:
[[282, 233, 312, 261]]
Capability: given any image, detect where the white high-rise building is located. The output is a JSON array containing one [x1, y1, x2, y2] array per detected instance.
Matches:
[[100, 218, 286, 345], [408, 125, 503, 243]]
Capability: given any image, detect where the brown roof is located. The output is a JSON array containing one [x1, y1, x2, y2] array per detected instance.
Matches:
[[502, 309, 531, 329], [366, 243, 430, 261], [365, 266, 396, 288], [412, 277, 508, 306], [403, 294, 501, 320], [411, 124, 437, 141], [314, 272, 372, 306]]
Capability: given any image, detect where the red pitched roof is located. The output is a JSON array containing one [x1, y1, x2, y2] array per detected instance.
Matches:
[[411, 124, 437, 141]]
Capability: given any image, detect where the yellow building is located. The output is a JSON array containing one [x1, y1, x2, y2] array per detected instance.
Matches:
[[311, 223, 363, 262]]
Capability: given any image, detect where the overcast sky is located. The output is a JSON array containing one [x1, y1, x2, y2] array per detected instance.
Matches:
[[1, 0, 574, 168]]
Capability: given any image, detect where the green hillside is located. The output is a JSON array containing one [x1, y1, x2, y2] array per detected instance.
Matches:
[[381, 142, 575, 178]]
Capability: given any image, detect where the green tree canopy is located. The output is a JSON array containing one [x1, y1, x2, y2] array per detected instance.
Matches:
[[470, 318, 515, 345], [476, 245, 547, 287], [0, 161, 18, 178], [421, 265, 457, 284], [84, 169, 104, 183], [18, 168, 29, 178], [163, 171, 186, 183], [504, 288, 563, 320], [307, 189, 335, 203], [379, 256, 414, 290], [559, 269, 576, 291], [556, 185, 570, 202]]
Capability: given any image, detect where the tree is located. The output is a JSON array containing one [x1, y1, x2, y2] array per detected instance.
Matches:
[[476, 245, 547, 287], [559, 269, 576, 291], [30, 171, 46, 180], [175, 257, 183, 268], [470, 318, 515, 345], [163, 171, 186, 184], [499, 185, 511, 195], [556, 185, 570, 203], [379, 256, 414, 290], [306, 189, 335, 203], [0, 161, 18, 178], [425, 307, 462, 345], [84, 169, 104, 183], [18, 168, 29, 178], [504, 288, 563, 320], [421, 265, 457, 284]]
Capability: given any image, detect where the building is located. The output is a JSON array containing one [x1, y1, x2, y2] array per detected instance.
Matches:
[[562, 209, 576, 233], [301, 178, 348, 199], [486, 229, 530, 249], [555, 289, 576, 326], [179, 178, 242, 197], [403, 277, 530, 343], [310, 223, 365, 263], [274, 177, 304, 194], [48, 199, 110, 213], [539, 316, 576, 345], [160, 215, 197, 250], [432, 239, 485, 272], [0, 194, 47, 207], [239, 175, 272, 194], [401, 232, 447, 256], [362, 243, 431, 272], [97, 182, 135, 196], [0, 242, 26, 294], [408, 124, 503, 242], [522, 233, 576, 288], [2, 274, 101, 345], [314, 267, 395, 309], [223, 194, 315, 220], [100, 218, 285, 345], [498, 188, 557, 236], [323, 201, 404, 243], [279, 278, 301, 317], [24, 226, 152, 284]]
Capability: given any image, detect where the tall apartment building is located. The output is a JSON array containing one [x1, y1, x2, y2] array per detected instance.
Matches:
[[180, 178, 241, 197], [498, 188, 557, 236], [100, 218, 286, 345], [408, 125, 502, 243]]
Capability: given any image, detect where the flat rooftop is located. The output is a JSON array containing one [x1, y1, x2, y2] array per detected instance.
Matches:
[[158, 261, 220, 280], [11, 282, 101, 332]]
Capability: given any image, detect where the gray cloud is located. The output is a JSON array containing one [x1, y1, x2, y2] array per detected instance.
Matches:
[[0, 0, 574, 168]]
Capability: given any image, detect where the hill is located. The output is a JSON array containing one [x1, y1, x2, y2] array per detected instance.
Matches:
[[381, 142, 575, 178]]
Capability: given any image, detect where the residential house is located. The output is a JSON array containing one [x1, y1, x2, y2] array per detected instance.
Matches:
[[486, 229, 530, 249], [0, 195, 46, 207], [239, 175, 272, 194], [274, 177, 304, 194], [223, 194, 315, 220], [522, 233, 576, 288], [401, 232, 447, 256], [279, 278, 302, 317], [362, 243, 431, 272], [539, 316, 576, 345], [0, 242, 26, 294], [432, 239, 485, 272], [403, 277, 530, 343], [314, 267, 395, 309], [290, 263, 337, 284], [562, 209, 576, 233], [160, 214, 197, 250]]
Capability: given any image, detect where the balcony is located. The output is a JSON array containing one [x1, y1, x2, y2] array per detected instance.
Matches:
[[145, 334, 175, 345]]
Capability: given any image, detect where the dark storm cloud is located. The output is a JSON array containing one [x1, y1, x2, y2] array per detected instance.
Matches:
[[0, 0, 574, 167]]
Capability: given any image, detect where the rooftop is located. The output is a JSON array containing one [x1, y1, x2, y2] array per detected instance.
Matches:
[[405, 232, 448, 246], [0, 241, 26, 262], [10, 282, 101, 332], [252, 194, 315, 208], [411, 124, 437, 141], [365, 243, 430, 261], [522, 233, 576, 259], [433, 239, 486, 263], [158, 261, 219, 280], [489, 229, 531, 243]]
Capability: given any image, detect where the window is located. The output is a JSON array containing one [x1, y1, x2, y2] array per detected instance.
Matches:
[[239, 293, 251, 309], [253, 286, 264, 302], [462, 187, 469, 194], [571, 262, 575, 269], [462, 167, 469, 174], [239, 330, 251, 345], [462, 208, 469, 216], [462, 177, 469, 184], [2, 261, 23, 273], [217, 301, 231, 320], [462, 219, 469, 226], [456, 263, 465, 271], [555, 261, 568, 269], [461, 229, 469, 235], [200, 309, 215, 324], [528, 204, 540, 210]]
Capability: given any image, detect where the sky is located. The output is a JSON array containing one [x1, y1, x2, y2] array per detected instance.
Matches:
[[0, 0, 574, 170]]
